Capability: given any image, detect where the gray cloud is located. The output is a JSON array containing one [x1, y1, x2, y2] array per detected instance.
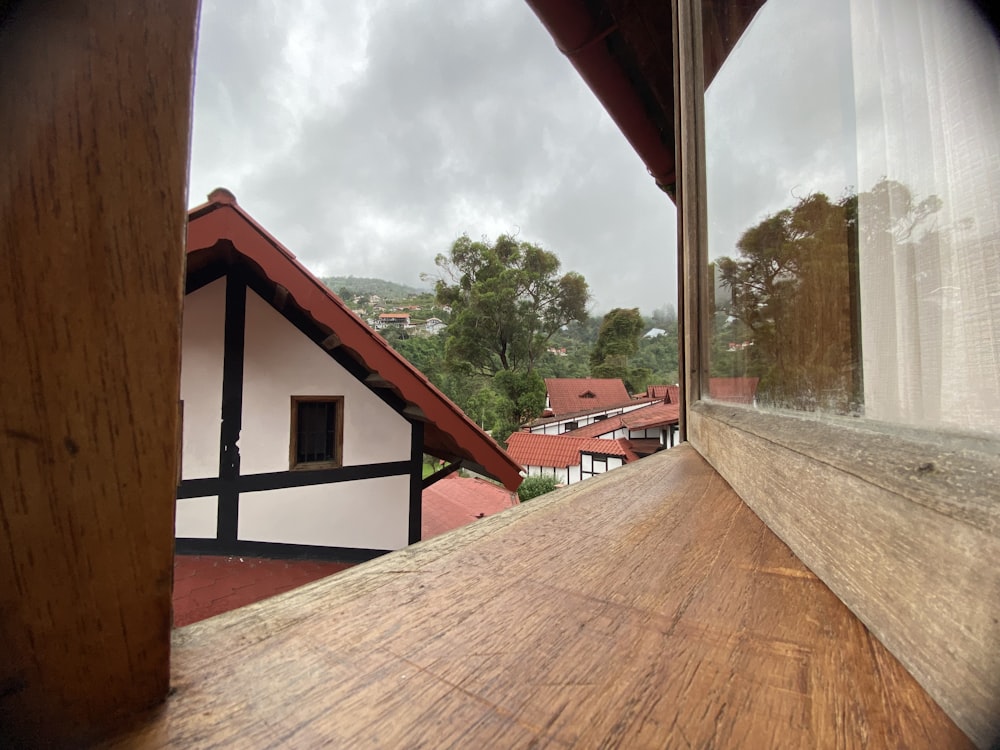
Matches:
[[189, 0, 678, 314]]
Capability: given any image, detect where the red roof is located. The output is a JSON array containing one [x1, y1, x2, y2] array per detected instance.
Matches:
[[644, 384, 680, 403], [526, 395, 660, 428], [708, 377, 759, 404], [621, 401, 680, 430], [506, 432, 635, 469], [562, 400, 679, 438], [379, 313, 410, 319], [545, 378, 631, 415], [186, 190, 523, 491], [564, 415, 626, 438], [421, 474, 518, 539]]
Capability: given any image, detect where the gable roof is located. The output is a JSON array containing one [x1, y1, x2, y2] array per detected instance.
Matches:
[[186, 189, 523, 491], [421, 474, 518, 540], [506, 432, 635, 469], [545, 378, 632, 415], [644, 384, 679, 403], [621, 401, 680, 430], [562, 400, 680, 438]]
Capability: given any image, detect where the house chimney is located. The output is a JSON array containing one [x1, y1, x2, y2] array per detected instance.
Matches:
[[208, 187, 237, 205]]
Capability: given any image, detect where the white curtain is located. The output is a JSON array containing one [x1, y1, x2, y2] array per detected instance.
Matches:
[[851, 0, 1000, 433]]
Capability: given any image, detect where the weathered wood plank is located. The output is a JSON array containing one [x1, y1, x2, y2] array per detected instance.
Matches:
[[690, 404, 1000, 748], [673, 0, 711, 437], [0, 1, 196, 744], [103, 446, 970, 748]]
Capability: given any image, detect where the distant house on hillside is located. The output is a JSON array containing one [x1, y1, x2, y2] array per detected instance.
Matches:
[[424, 317, 446, 335], [178, 189, 522, 561], [506, 433, 638, 486], [376, 312, 410, 329], [644, 327, 667, 338]]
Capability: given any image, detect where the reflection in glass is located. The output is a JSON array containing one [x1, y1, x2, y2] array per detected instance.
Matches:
[[702, 0, 1000, 435]]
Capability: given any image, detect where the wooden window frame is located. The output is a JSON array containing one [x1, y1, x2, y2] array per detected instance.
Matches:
[[289, 396, 344, 470], [672, 0, 1000, 743]]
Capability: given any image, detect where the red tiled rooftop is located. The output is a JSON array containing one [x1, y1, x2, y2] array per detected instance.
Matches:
[[527, 395, 660, 428], [643, 384, 680, 403], [545, 378, 631, 415], [564, 415, 627, 438], [621, 400, 680, 430], [173, 555, 353, 627], [506, 431, 634, 468], [421, 474, 518, 539]]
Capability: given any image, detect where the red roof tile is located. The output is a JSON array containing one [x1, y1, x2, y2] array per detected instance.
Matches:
[[644, 384, 680, 403], [564, 415, 626, 438], [421, 474, 518, 539], [506, 432, 634, 469], [527, 395, 660, 428], [708, 377, 759, 404], [545, 378, 631, 415], [621, 401, 680, 430], [186, 192, 523, 491]]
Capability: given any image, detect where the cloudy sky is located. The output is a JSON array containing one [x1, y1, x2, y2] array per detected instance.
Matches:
[[188, 0, 678, 315]]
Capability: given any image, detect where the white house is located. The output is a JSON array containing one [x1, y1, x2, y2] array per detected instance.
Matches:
[[178, 189, 522, 561], [505, 432, 637, 485], [424, 317, 446, 335]]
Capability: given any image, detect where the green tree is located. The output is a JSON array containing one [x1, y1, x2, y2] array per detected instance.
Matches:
[[590, 307, 648, 391], [492, 369, 547, 442], [518, 475, 559, 502], [432, 234, 590, 376], [715, 190, 868, 411]]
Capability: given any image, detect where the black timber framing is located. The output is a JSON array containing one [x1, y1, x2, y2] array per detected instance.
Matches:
[[176, 257, 421, 559]]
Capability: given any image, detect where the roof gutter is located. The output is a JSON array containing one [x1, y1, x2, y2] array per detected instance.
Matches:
[[525, 0, 676, 193]]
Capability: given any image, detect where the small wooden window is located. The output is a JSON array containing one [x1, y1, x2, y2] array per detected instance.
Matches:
[[290, 396, 343, 470]]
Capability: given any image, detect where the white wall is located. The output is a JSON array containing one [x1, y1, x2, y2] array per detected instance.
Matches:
[[240, 289, 411, 474], [180, 278, 226, 480], [238, 476, 410, 550], [175, 496, 218, 538]]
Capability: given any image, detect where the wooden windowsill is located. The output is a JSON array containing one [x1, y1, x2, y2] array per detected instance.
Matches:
[[104, 444, 969, 747]]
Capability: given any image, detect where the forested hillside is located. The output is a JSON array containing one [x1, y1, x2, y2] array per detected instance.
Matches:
[[320, 239, 679, 444], [321, 275, 425, 302]]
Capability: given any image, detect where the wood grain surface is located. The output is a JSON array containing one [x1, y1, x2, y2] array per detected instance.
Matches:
[[690, 402, 1000, 748], [0, 1, 197, 744], [104, 446, 970, 748]]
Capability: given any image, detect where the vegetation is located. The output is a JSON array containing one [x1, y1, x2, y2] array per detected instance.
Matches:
[[590, 307, 650, 392], [322, 275, 424, 302], [714, 190, 861, 410], [431, 234, 590, 375], [326, 236, 681, 444], [517, 475, 559, 502], [711, 180, 934, 413]]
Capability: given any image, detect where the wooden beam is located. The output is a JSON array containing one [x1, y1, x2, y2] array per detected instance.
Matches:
[[273, 283, 290, 310], [672, 0, 710, 438], [364, 372, 394, 388], [690, 402, 1000, 747], [0, 1, 197, 744], [320, 332, 342, 350]]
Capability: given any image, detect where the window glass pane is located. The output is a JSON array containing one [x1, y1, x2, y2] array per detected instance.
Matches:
[[296, 401, 336, 463], [702, 0, 1000, 435]]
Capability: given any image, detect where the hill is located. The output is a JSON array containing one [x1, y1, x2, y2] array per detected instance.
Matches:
[[321, 275, 425, 301]]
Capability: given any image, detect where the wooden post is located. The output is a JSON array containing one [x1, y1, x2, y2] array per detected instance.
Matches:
[[672, 0, 709, 435], [0, 1, 197, 744]]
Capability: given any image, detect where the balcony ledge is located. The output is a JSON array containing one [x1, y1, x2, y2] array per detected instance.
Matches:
[[103, 444, 969, 748]]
